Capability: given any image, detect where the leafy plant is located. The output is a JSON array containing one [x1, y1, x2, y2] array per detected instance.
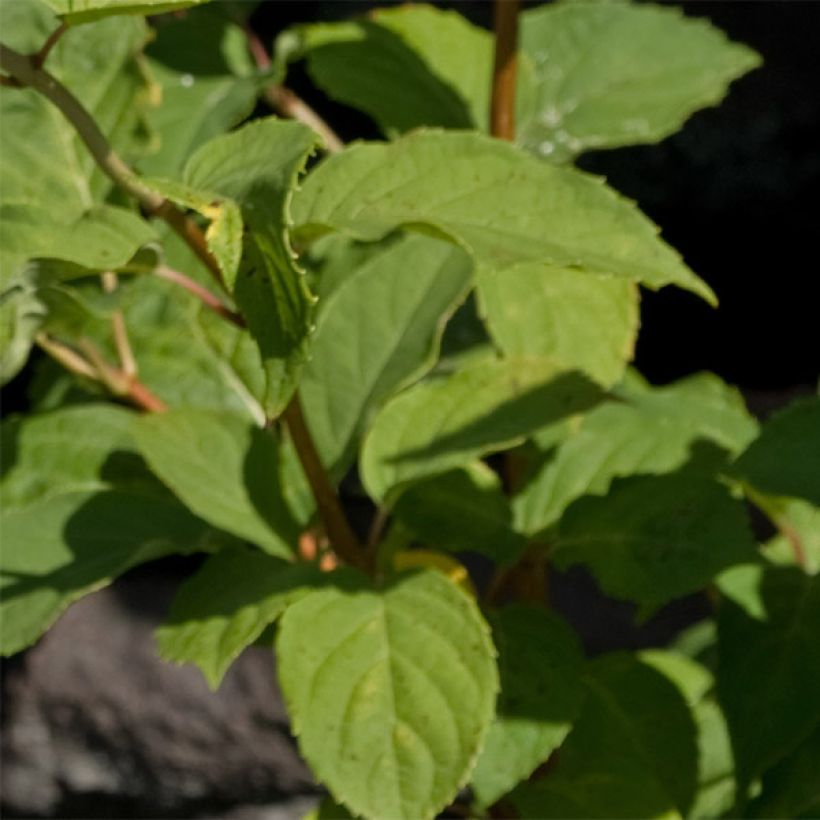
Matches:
[[1, 1, 817, 818]]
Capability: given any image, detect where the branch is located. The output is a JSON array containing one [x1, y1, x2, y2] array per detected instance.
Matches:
[[101, 272, 137, 378], [243, 25, 344, 153], [154, 265, 246, 328], [0, 43, 227, 293], [490, 0, 520, 140], [32, 22, 67, 68], [281, 396, 365, 570]]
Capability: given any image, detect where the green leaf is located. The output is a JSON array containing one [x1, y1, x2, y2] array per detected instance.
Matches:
[[763, 499, 820, 574], [293, 131, 714, 303], [45, 0, 208, 24], [179, 117, 320, 415], [748, 726, 820, 819], [156, 548, 328, 688], [360, 356, 604, 501], [732, 397, 820, 506], [276, 568, 498, 820], [518, 0, 761, 162], [478, 264, 639, 387], [0, 267, 47, 385], [511, 653, 698, 819], [286, 5, 532, 135], [0, 404, 215, 656], [133, 409, 300, 558], [471, 605, 585, 808], [299, 232, 472, 479], [514, 373, 758, 536], [139, 4, 260, 177], [0, 1, 150, 221], [554, 471, 757, 614], [716, 564, 820, 790], [392, 462, 528, 566]]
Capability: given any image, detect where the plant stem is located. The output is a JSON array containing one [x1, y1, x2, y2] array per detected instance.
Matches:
[[490, 0, 520, 140], [154, 265, 246, 328], [101, 272, 137, 378], [243, 24, 344, 153], [32, 21, 67, 68], [282, 397, 365, 570], [0, 43, 227, 293]]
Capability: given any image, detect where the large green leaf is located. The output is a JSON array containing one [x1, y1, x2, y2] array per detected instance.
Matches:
[[511, 653, 698, 818], [392, 462, 527, 566], [173, 117, 319, 415], [299, 232, 472, 479], [478, 264, 639, 387], [156, 548, 328, 688], [285, 5, 533, 136], [360, 356, 603, 501], [133, 409, 300, 558], [554, 471, 757, 614], [293, 131, 713, 303], [716, 564, 820, 792], [732, 397, 820, 507], [140, 6, 260, 178], [45, 0, 208, 24], [514, 373, 758, 536], [517, 0, 761, 162], [277, 568, 498, 820], [471, 605, 585, 808], [0, 404, 216, 656]]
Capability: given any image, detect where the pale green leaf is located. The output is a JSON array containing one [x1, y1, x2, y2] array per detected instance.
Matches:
[[511, 653, 698, 819], [45, 0, 208, 24], [156, 548, 328, 688], [299, 232, 472, 479], [717, 564, 820, 790], [360, 356, 603, 501], [763, 499, 820, 574], [392, 462, 528, 566], [292, 131, 714, 303], [518, 0, 761, 162], [277, 569, 498, 820], [134, 409, 300, 558], [514, 373, 758, 536], [732, 397, 820, 507], [139, 5, 260, 177], [554, 471, 757, 614], [0, 267, 47, 385], [180, 117, 319, 415], [471, 605, 585, 808], [0, 404, 216, 656], [478, 264, 639, 386]]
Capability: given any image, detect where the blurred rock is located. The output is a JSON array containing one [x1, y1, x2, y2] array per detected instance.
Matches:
[[0, 570, 318, 819]]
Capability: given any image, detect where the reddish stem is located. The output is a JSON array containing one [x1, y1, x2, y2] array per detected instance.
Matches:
[[154, 265, 245, 328]]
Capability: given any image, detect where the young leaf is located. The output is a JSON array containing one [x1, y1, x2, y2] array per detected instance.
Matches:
[[292, 131, 714, 303], [518, 0, 761, 162], [514, 372, 758, 536], [554, 471, 757, 614], [133, 409, 300, 558], [392, 462, 528, 566], [471, 605, 585, 808], [299, 232, 473, 479], [716, 564, 820, 791], [0, 404, 216, 656], [44, 0, 209, 25], [178, 118, 319, 415], [156, 548, 329, 688], [276, 569, 498, 820], [478, 264, 639, 387], [731, 397, 820, 506], [763, 498, 820, 573], [511, 653, 698, 818], [360, 356, 603, 501], [0, 267, 47, 385]]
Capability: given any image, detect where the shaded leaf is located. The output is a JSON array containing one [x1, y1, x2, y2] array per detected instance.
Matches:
[[277, 569, 498, 820], [156, 548, 328, 688], [471, 605, 585, 807], [360, 356, 603, 501], [134, 409, 300, 558]]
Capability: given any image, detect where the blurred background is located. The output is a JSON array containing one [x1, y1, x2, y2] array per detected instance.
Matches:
[[2, 1, 818, 818]]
